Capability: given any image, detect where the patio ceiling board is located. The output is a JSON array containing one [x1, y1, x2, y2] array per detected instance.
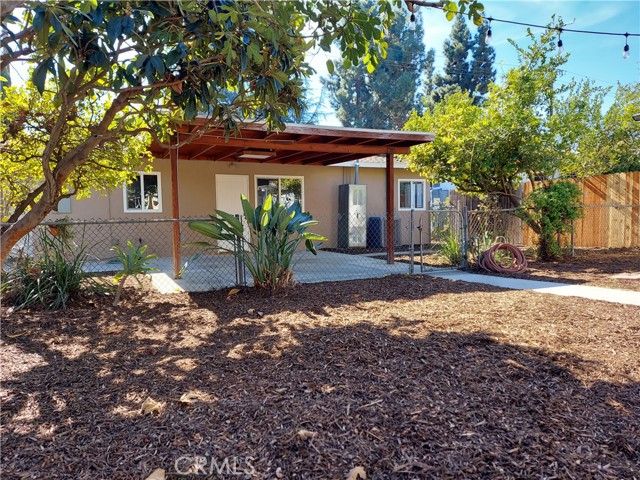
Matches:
[[262, 135, 379, 164]]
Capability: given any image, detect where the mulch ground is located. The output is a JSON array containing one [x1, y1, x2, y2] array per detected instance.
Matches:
[[476, 248, 640, 292], [1, 275, 639, 479]]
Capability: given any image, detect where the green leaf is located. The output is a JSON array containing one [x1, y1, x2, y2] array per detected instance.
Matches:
[[150, 56, 165, 76], [326, 59, 334, 75], [106, 17, 122, 45], [302, 233, 327, 241], [188, 221, 224, 240], [240, 195, 255, 228], [262, 193, 273, 213], [32, 60, 50, 94], [214, 210, 244, 236]]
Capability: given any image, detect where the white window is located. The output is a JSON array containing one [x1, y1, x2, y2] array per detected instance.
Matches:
[[124, 172, 162, 213], [256, 176, 303, 209], [398, 179, 426, 211]]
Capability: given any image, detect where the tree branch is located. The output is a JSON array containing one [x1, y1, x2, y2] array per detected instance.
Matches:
[[4, 182, 45, 225]]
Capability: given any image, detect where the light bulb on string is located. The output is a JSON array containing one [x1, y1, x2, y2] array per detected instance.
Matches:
[[408, 12, 416, 31], [486, 17, 493, 45], [623, 33, 630, 59], [557, 29, 564, 54]]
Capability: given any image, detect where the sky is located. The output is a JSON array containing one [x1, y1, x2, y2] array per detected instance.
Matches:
[[308, 0, 640, 126]]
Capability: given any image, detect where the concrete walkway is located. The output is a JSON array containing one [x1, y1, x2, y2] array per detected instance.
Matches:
[[427, 271, 640, 307]]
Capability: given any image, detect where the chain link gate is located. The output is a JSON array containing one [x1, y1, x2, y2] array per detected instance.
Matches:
[[405, 207, 467, 272]]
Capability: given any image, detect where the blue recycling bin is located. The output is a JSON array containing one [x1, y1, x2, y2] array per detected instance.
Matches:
[[367, 216, 385, 248]]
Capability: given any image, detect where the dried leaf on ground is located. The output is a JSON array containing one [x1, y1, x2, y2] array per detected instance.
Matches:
[[141, 397, 163, 415], [347, 466, 367, 480], [226, 288, 240, 300], [145, 468, 165, 480], [297, 429, 318, 441], [179, 391, 201, 404]]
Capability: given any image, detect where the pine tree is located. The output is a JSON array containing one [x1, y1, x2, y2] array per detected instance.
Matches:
[[431, 15, 472, 104], [283, 80, 328, 124], [324, 12, 426, 129], [421, 48, 436, 112], [469, 21, 496, 104]]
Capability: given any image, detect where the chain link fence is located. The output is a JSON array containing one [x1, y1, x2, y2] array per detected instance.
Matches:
[[2, 210, 467, 294], [466, 204, 640, 256], [4, 203, 635, 295]]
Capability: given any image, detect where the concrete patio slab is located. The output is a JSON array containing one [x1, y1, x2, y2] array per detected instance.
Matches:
[[85, 249, 418, 293]]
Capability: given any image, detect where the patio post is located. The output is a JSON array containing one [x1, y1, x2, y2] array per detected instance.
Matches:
[[386, 151, 395, 264], [170, 135, 181, 279]]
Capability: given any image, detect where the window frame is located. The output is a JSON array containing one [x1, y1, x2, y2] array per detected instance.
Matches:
[[398, 179, 427, 211], [254, 175, 305, 210], [123, 171, 163, 213]]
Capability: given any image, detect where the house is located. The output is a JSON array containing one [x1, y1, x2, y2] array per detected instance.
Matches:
[[50, 122, 434, 277], [430, 182, 456, 206]]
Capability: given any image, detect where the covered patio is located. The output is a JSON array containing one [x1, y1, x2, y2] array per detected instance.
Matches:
[[149, 121, 434, 279]]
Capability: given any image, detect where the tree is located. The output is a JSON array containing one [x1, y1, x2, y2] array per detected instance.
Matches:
[[283, 79, 328, 125], [469, 21, 496, 103], [1, 81, 151, 225], [405, 27, 612, 259], [323, 10, 427, 129], [431, 15, 472, 104], [518, 182, 582, 260], [0, 0, 483, 263], [421, 48, 437, 111], [578, 83, 640, 174]]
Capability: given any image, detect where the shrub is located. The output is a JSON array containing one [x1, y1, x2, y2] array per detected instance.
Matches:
[[439, 232, 462, 265], [517, 182, 582, 260], [1, 227, 88, 310], [188, 195, 327, 291], [111, 241, 158, 306]]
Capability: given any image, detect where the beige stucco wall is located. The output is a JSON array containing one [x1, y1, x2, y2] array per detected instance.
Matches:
[[50, 158, 428, 251]]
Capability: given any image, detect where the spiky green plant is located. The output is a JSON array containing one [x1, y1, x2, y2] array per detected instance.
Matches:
[[1, 228, 88, 310], [111, 241, 158, 306], [439, 232, 462, 265], [188, 195, 327, 291]]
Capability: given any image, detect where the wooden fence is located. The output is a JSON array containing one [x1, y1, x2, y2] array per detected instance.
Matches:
[[523, 172, 640, 248]]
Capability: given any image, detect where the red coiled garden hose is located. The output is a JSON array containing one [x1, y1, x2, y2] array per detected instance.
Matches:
[[478, 243, 528, 274]]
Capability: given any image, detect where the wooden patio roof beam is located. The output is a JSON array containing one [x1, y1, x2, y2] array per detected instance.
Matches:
[[182, 119, 435, 142], [186, 136, 411, 155]]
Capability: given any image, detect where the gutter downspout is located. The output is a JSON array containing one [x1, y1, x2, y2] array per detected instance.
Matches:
[[354, 159, 360, 185]]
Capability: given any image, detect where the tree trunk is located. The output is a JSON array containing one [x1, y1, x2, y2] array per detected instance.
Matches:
[[113, 275, 128, 306], [1, 188, 58, 265], [538, 234, 555, 261], [1, 91, 132, 266]]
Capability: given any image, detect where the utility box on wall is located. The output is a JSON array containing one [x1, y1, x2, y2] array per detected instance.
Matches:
[[337, 184, 367, 248]]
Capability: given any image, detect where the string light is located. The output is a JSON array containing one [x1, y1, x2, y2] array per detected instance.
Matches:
[[623, 33, 630, 59], [406, 1, 417, 31], [486, 17, 493, 45], [557, 28, 564, 54], [404, 2, 640, 58]]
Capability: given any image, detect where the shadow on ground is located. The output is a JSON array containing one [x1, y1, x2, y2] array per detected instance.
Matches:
[[1, 276, 638, 480]]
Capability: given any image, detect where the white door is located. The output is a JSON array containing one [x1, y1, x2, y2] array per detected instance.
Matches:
[[215, 174, 250, 251]]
